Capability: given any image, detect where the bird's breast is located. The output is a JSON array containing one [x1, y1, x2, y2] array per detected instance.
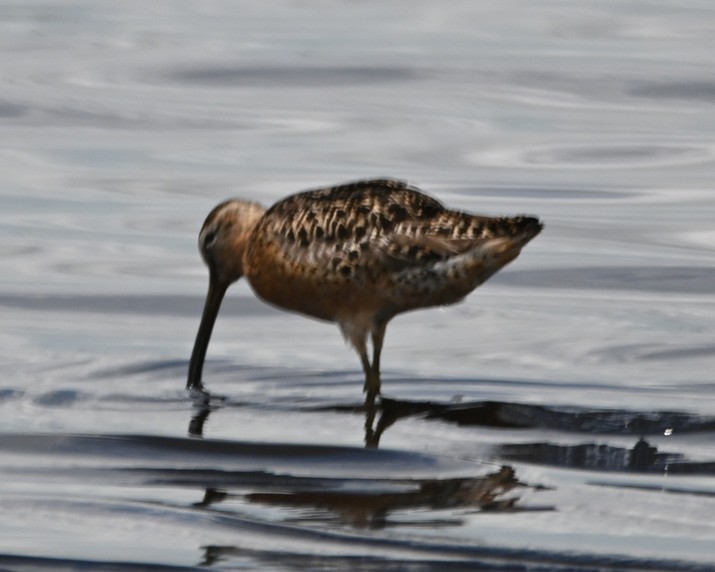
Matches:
[[244, 235, 381, 324]]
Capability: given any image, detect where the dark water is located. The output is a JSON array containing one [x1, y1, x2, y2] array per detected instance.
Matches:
[[2, 1, 715, 570]]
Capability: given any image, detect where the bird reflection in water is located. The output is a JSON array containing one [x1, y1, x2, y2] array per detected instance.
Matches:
[[191, 465, 548, 531]]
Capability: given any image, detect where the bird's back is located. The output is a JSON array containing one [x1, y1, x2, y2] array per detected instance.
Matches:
[[243, 179, 541, 326]]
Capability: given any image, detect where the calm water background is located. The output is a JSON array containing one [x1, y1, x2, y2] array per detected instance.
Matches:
[[2, 1, 715, 570]]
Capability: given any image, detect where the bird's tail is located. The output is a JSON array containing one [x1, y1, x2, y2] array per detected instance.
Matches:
[[472, 215, 542, 275], [504, 215, 543, 247]]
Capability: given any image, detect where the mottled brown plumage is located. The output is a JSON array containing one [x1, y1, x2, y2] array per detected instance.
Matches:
[[188, 178, 542, 399]]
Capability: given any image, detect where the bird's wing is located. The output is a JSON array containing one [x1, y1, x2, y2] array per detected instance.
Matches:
[[258, 178, 539, 281], [260, 178, 448, 268]]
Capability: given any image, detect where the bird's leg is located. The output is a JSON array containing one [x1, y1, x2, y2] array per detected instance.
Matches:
[[363, 322, 389, 448], [341, 322, 380, 403], [368, 320, 387, 398], [362, 358, 381, 405], [357, 344, 378, 400], [349, 324, 388, 445], [356, 342, 379, 445]]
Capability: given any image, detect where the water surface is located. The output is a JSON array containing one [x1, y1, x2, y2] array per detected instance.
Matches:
[[1, 1, 714, 570]]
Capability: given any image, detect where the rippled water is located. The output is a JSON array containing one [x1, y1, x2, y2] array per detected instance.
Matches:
[[2, 1, 715, 570]]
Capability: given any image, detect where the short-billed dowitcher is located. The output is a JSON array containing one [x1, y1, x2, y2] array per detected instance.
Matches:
[[187, 178, 542, 401]]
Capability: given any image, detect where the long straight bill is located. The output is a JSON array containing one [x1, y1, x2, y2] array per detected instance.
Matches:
[[187, 275, 228, 390]]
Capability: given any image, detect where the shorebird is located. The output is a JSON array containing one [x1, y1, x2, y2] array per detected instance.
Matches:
[[187, 178, 542, 401]]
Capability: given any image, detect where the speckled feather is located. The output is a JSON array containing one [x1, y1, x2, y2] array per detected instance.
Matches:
[[243, 179, 542, 334]]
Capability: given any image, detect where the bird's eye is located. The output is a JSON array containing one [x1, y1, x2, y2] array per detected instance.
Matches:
[[203, 230, 217, 248]]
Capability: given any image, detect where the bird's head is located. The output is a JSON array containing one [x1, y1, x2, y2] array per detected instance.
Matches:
[[198, 199, 266, 286], [188, 199, 266, 390]]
